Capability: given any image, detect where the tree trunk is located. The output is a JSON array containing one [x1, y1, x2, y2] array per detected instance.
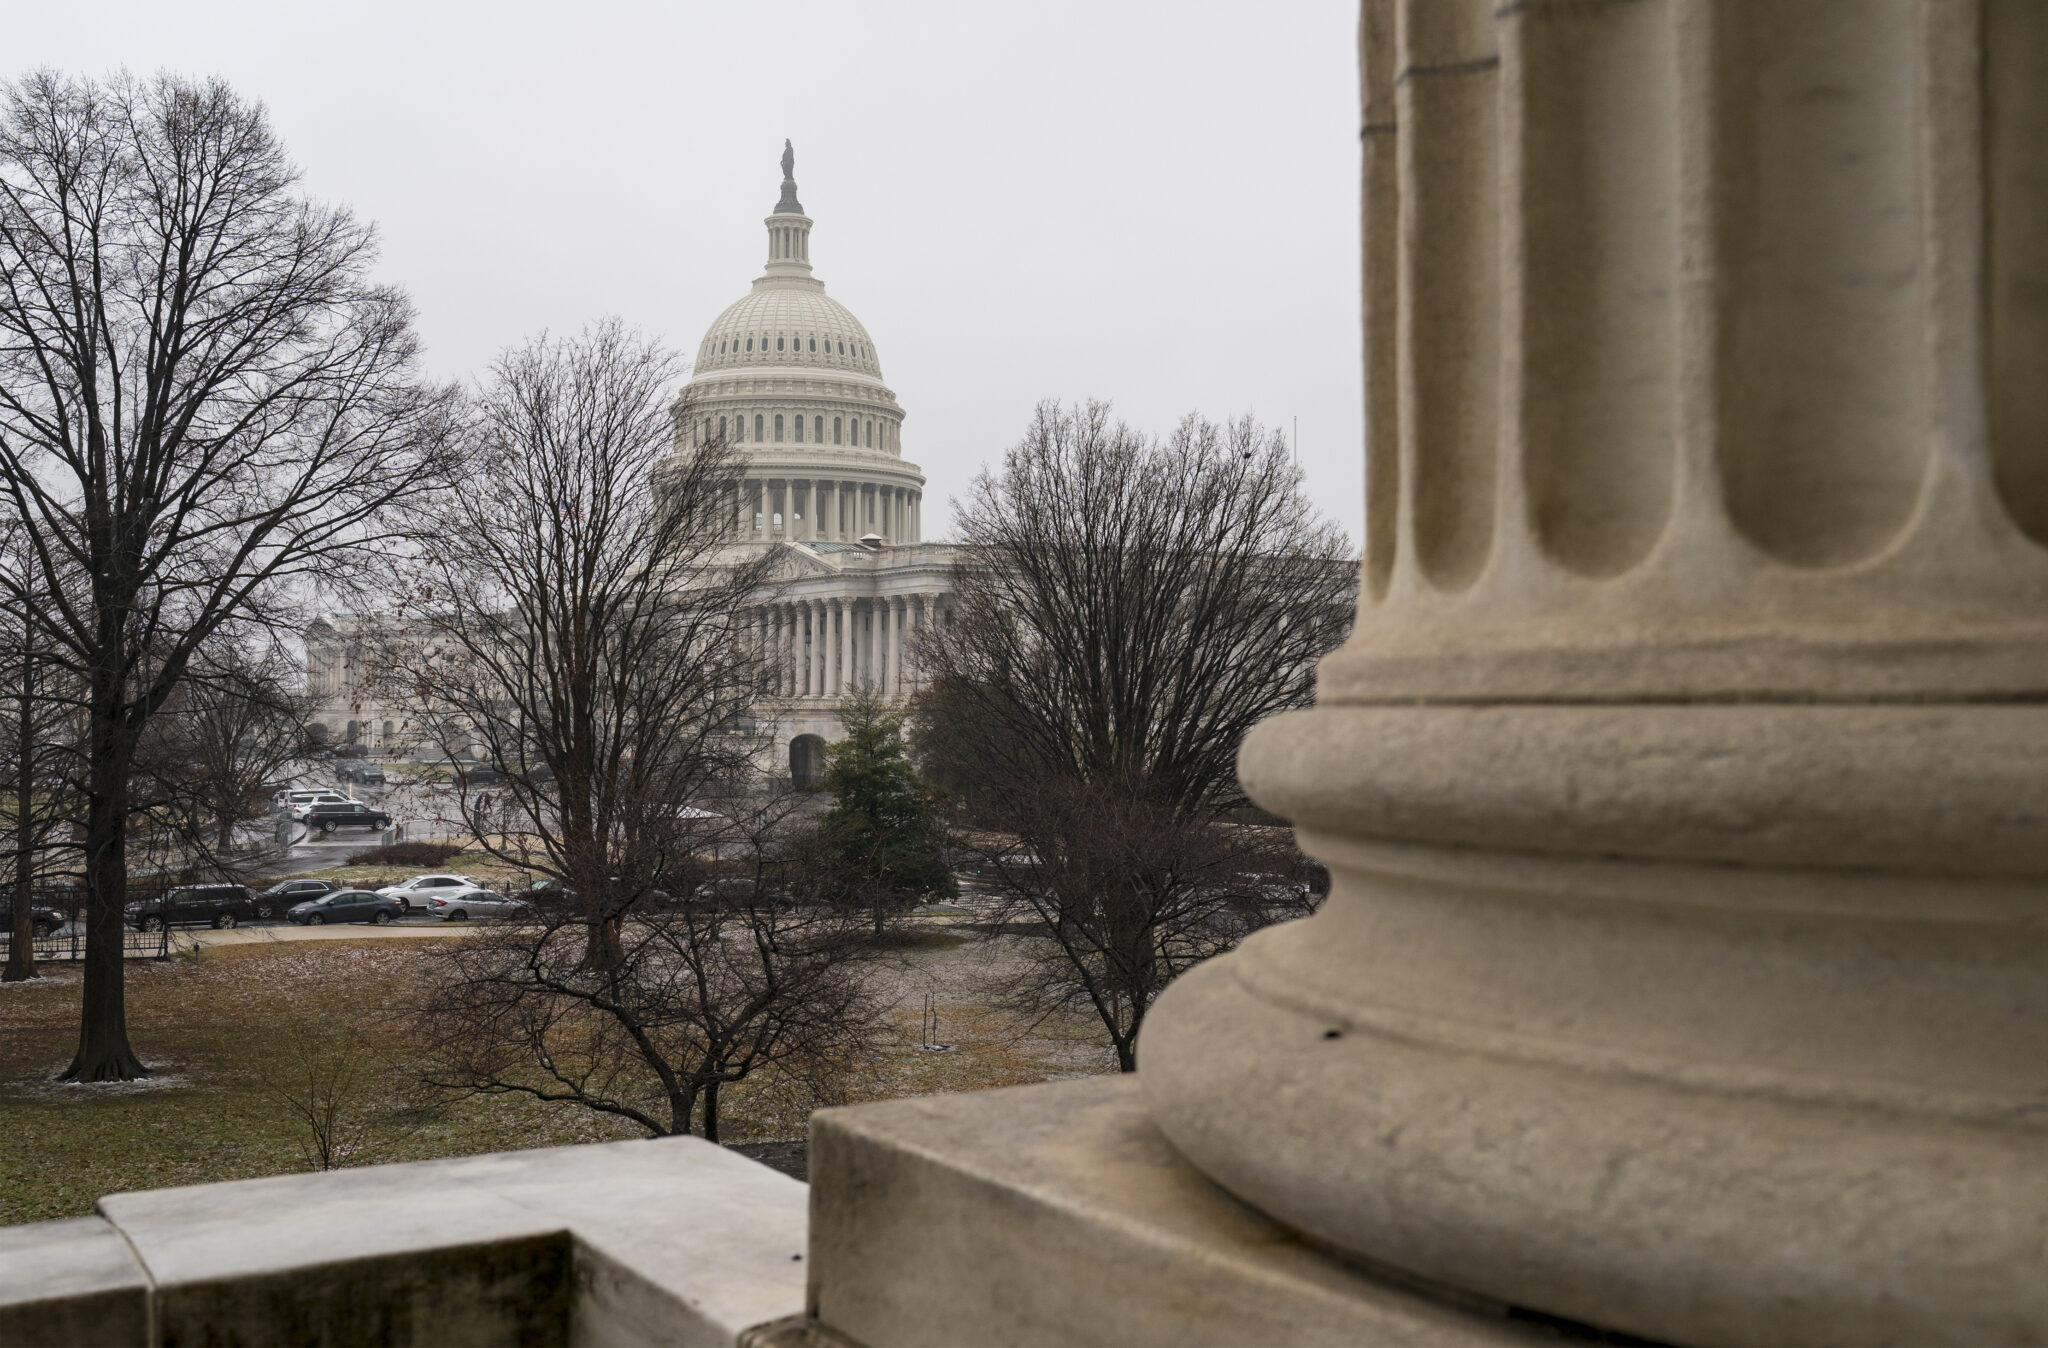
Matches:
[[702, 1079, 721, 1143], [61, 698, 149, 1081]]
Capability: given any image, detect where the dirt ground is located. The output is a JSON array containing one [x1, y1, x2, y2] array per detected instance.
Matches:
[[0, 920, 1115, 1225]]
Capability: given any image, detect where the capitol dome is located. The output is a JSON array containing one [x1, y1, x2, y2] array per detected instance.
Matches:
[[694, 281, 884, 380], [673, 143, 923, 547]]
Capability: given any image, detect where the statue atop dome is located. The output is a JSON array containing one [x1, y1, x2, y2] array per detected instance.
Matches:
[[775, 139, 804, 215]]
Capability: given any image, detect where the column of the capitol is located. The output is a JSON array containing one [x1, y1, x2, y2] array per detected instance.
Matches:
[[1140, 1, 2048, 1344]]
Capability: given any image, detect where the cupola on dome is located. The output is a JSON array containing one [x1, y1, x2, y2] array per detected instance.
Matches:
[[692, 141, 886, 380]]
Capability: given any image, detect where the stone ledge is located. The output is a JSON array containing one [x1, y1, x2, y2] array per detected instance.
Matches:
[[0, 1136, 808, 1347], [803, 1076, 1547, 1348], [0, 1215, 151, 1347]]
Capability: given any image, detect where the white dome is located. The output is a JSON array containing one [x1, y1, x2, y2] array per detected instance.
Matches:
[[695, 284, 884, 380]]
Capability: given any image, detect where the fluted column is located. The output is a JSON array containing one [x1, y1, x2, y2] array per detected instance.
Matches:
[[838, 599, 853, 693], [878, 598, 894, 695], [1140, 4, 2048, 1345], [889, 598, 906, 696], [823, 600, 838, 695], [811, 600, 827, 696], [782, 605, 796, 698]]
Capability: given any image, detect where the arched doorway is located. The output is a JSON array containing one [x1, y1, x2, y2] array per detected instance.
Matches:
[[790, 734, 828, 790]]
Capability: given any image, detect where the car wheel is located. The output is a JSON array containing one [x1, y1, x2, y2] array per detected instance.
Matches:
[[140, 916, 161, 933], [371, 910, 393, 926], [319, 822, 336, 835], [309, 913, 326, 926], [213, 913, 237, 930], [446, 909, 466, 922]]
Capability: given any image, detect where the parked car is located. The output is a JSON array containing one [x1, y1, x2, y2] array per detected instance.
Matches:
[[253, 878, 337, 919], [456, 763, 506, 785], [302, 801, 393, 835], [276, 789, 349, 816], [337, 762, 385, 787], [527, 876, 673, 909], [376, 873, 479, 913], [0, 901, 62, 938], [286, 889, 402, 926], [125, 885, 257, 932], [426, 889, 530, 922]]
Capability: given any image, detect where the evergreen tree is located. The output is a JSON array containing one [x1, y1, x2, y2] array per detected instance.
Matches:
[[818, 687, 955, 934]]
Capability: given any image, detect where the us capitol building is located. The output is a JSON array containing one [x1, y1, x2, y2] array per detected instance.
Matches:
[[306, 144, 957, 784]]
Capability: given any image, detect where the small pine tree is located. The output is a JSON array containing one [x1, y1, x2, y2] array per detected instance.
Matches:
[[819, 687, 956, 934]]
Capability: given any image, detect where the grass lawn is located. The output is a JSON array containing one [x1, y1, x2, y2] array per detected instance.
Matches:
[[0, 923, 1114, 1226]]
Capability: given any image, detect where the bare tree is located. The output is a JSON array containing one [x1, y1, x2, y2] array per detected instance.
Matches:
[[0, 528, 78, 981], [420, 788, 889, 1141], [138, 638, 312, 855], [0, 71, 458, 1079], [964, 789, 1322, 1071], [378, 321, 775, 964], [915, 401, 1353, 1068]]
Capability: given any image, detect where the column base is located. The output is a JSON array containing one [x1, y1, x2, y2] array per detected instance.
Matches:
[[801, 1077, 1549, 1348]]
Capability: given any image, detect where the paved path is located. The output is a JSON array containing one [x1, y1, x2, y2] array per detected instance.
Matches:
[[176, 922, 478, 950]]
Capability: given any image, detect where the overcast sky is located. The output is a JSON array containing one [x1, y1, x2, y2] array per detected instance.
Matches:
[[8, 0, 1364, 542]]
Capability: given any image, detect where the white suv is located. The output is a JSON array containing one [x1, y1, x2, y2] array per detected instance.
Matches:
[[278, 790, 350, 817], [376, 873, 480, 912]]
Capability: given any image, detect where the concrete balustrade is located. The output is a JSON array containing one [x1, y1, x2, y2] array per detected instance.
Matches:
[[0, 1138, 807, 1347]]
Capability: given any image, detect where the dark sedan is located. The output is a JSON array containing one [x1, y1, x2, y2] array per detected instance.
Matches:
[[287, 889, 403, 926]]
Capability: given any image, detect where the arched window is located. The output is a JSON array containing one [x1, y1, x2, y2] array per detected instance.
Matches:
[[745, 337, 752, 352], [834, 416, 842, 444], [718, 415, 727, 440], [809, 337, 817, 352], [793, 415, 803, 443], [838, 340, 845, 355], [755, 414, 764, 440], [777, 335, 785, 351], [814, 415, 824, 441], [866, 419, 874, 447], [774, 414, 784, 442]]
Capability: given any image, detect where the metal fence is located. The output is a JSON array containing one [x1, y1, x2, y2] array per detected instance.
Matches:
[[0, 885, 192, 962]]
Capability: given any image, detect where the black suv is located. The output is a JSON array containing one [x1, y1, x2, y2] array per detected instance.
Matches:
[[253, 878, 336, 919], [126, 885, 257, 931], [303, 801, 393, 835]]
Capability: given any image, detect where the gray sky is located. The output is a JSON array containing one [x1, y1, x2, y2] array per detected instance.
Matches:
[[8, 0, 1364, 542]]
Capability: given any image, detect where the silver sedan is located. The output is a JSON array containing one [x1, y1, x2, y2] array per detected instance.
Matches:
[[424, 888, 532, 922]]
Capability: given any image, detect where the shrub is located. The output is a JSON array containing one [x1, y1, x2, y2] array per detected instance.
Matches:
[[344, 842, 465, 868]]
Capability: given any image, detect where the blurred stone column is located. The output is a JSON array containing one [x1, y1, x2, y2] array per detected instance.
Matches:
[[1139, 2, 2048, 1344]]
